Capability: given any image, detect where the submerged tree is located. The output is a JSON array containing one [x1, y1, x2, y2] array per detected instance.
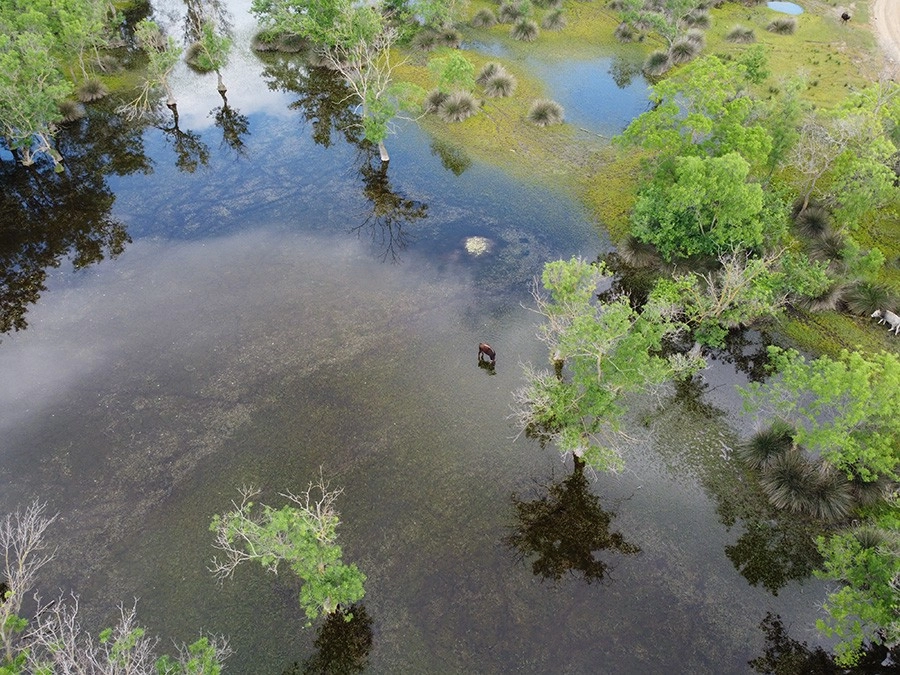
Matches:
[[210, 474, 366, 623], [506, 466, 640, 583], [118, 19, 183, 120], [281, 604, 373, 675]]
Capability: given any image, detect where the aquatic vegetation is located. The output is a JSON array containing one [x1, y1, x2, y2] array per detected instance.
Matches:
[[726, 25, 756, 43], [527, 99, 564, 127], [768, 17, 797, 35], [511, 19, 540, 42], [739, 420, 795, 470], [58, 100, 86, 123], [437, 91, 480, 122], [760, 448, 817, 514], [806, 465, 854, 522]]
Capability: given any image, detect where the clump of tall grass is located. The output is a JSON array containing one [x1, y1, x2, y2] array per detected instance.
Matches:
[[77, 79, 108, 102], [617, 235, 660, 268], [59, 100, 86, 123], [437, 91, 480, 122], [669, 38, 701, 64], [542, 9, 566, 30], [614, 22, 638, 42], [767, 17, 796, 35], [412, 29, 439, 51], [511, 18, 539, 41], [793, 204, 831, 237], [499, 2, 526, 23], [423, 89, 449, 114], [527, 99, 564, 126], [726, 25, 755, 43], [643, 50, 671, 77], [477, 62, 504, 86], [738, 420, 795, 470], [760, 448, 817, 514], [684, 9, 710, 29], [842, 281, 894, 317], [483, 71, 517, 97], [471, 9, 498, 28], [436, 28, 462, 48]]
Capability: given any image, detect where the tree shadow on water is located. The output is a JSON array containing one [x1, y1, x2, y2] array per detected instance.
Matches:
[[505, 463, 640, 584], [281, 604, 374, 675]]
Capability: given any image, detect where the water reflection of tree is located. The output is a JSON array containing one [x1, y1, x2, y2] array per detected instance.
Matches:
[[652, 377, 824, 595], [352, 149, 428, 262], [429, 138, 471, 176], [154, 105, 210, 173], [749, 612, 900, 674], [608, 55, 644, 90], [506, 465, 640, 584], [281, 604, 373, 675], [0, 99, 142, 334], [210, 91, 249, 155], [261, 56, 362, 149]]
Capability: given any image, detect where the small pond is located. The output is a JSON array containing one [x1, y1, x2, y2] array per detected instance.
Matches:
[[767, 1, 804, 15], [0, 0, 835, 672]]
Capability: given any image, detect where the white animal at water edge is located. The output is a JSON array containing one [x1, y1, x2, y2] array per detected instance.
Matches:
[[872, 309, 900, 335]]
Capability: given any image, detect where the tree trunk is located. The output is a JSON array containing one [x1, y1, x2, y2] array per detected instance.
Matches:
[[216, 71, 227, 93], [378, 140, 389, 164]]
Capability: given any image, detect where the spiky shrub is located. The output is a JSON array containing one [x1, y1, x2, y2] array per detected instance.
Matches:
[[471, 8, 498, 28], [669, 38, 700, 65], [498, 3, 526, 23], [484, 71, 517, 97], [477, 62, 504, 86], [251, 29, 280, 52], [59, 100, 86, 123], [436, 28, 462, 48], [527, 99, 564, 127], [423, 89, 449, 114], [511, 18, 539, 41], [684, 9, 711, 29], [760, 448, 817, 514], [437, 91, 480, 123], [608, 0, 627, 9], [767, 17, 796, 35], [808, 232, 845, 267], [738, 420, 795, 470], [542, 9, 566, 30], [684, 28, 705, 46], [801, 283, 844, 313], [643, 50, 671, 77], [853, 525, 888, 550], [794, 204, 831, 237], [614, 22, 637, 42], [726, 25, 755, 43], [842, 281, 893, 316], [850, 476, 891, 509], [618, 235, 660, 267], [77, 79, 107, 102], [807, 465, 854, 522], [412, 29, 439, 51]]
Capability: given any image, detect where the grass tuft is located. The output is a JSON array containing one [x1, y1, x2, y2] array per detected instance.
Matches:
[[527, 99, 564, 127]]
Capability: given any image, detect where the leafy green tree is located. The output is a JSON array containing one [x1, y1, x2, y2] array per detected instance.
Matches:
[[189, 20, 233, 92], [250, 0, 352, 46], [427, 50, 476, 93], [814, 522, 900, 667], [513, 258, 702, 472], [615, 0, 701, 49], [210, 476, 366, 623], [55, 0, 118, 80], [118, 19, 183, 120], [630, 152, 767, 260], [741, 347, 900, 482]]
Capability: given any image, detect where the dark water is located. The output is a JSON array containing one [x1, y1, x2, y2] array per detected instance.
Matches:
[[1, 2, 833, 672]]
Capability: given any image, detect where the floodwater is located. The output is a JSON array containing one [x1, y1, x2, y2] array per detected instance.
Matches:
[[767, 2, 805, 16], [1, 1, 833, 673]]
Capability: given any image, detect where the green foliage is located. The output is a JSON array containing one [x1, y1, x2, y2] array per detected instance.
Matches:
[[250, 0, 352, 46], [427, 50, 475, 94], [741, 347, 900, 481], [155, 637, 227, 675], [190, 22, 232, 74], [210, 482, 366, 623], [815, 526, 900, 666], [631, 153, 766, 260], [738, 45, 769, 85]]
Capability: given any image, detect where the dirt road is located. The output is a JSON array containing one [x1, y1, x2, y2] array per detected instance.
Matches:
[[873, 0, 900, 64]]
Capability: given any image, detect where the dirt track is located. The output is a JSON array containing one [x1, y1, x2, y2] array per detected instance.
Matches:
[[872, 0, 900, 65]]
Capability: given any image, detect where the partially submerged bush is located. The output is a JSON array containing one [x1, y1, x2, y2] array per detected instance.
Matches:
[[483, 71, 517, 97], [511, 18, 539, 41], [760, 448, 817, 514], [185, 42, 212, 72], [617, 235, 660, 267], [542, 9, 566, 30], [471, 8, 498, 28], [275, 33, 308, 53], [726, 25, 756, 43], [669, 38, 701, 65], [77, 79, 108, 102], [767, 17, 797, 35], [527, 99, 564, 126], [59, 100, 86, 123], [643, 50, 671, 77], [437, 91, 480, 122], [806, 465, 854, 522], [251, 30, 280, 52], [739, 420, 795, 470]]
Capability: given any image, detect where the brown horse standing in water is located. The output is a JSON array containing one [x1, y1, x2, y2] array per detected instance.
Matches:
[[478, 342, 496, 364]]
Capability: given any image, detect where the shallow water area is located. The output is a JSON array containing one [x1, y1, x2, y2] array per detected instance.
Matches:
[[767, 1, 804, 15], [0, 0, 838, 671]]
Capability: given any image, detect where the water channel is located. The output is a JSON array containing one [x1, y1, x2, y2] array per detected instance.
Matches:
[[0, 1, 833, 672]]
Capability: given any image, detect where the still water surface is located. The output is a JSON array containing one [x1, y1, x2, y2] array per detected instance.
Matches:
[[1, 2, 831, 672]]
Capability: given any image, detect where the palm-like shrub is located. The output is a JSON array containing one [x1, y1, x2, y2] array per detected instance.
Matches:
[[739, 420, 795, 470], [484, 72, 517, 97], [511, 18, 539, 41], [794, 204, 831, 237], [436, 28, 462, 48], [614, 22, 638, 42], [684, 28, 705, 46], [77, 79, 108, 102], [760, 448, 817, 514], [542, 9, 566, 30], [527, 99, 564, 126], [437, 91, 480, 122], [477, 62, 504, 86], [471, 8, 498, 28], [59, 100, 86, 123], [618, 235, 660, 267], [806, 465, 854, 522], [850, 476, 892, 509], [842, 281, 893, 316], [412, 29, 439, 51], [669, 38, 700, 65], [499, 3, 526, 23], [726, 25, 755, 43], [423, 89, 449, 114], [643, 50, 671, 77], [767, 17, 796, 35], [801, 282, 844, 312], [684, 9, 710, 29], [808, 232, 845, 267]]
